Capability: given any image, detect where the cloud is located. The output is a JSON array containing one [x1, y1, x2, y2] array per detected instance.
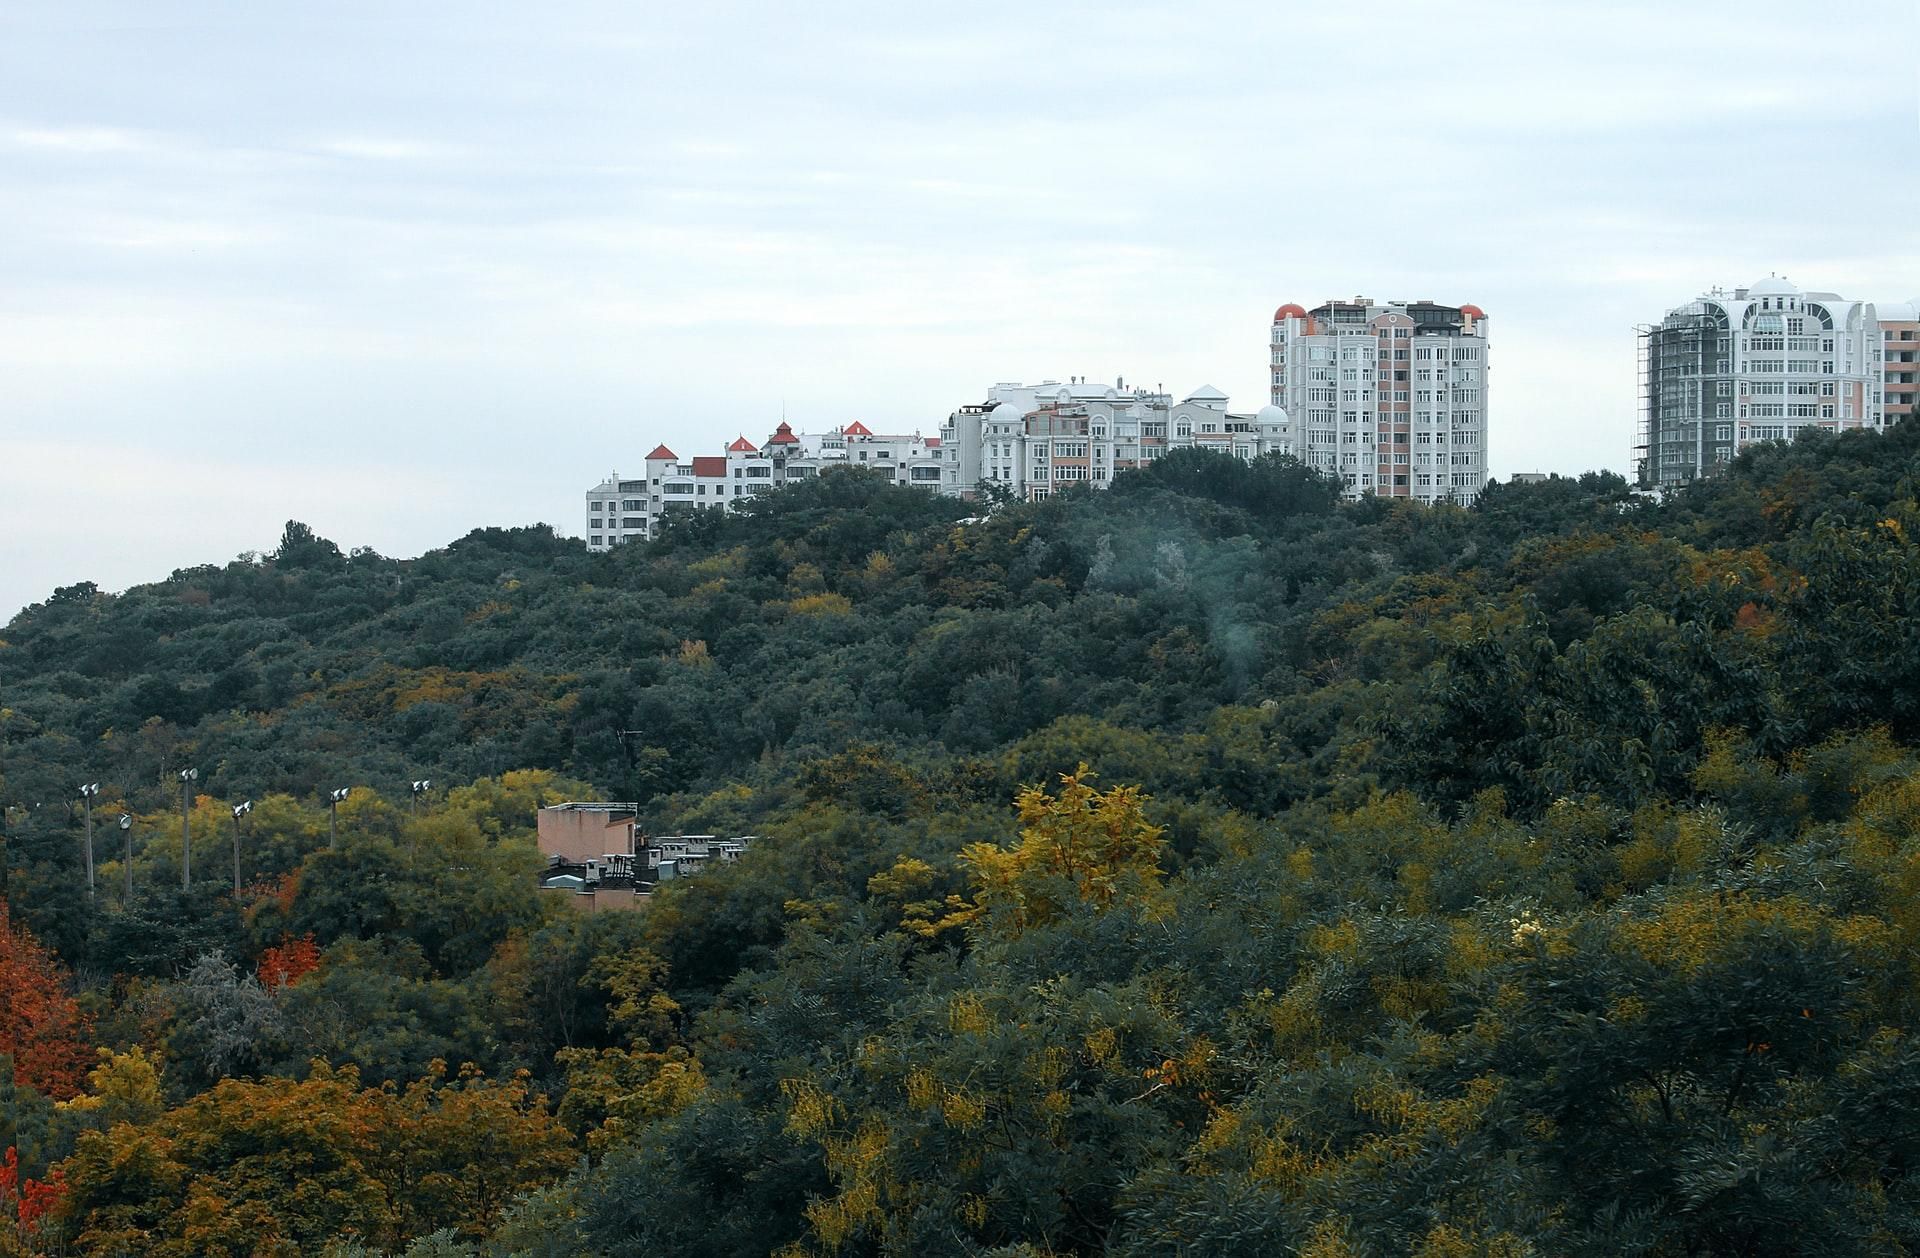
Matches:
[[4, 123, 157, 153], [0, 0, 1915, 620], [308, 137, 470, 162]]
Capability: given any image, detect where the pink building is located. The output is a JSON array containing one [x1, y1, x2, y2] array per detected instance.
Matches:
[[535, 802, 638, 863]]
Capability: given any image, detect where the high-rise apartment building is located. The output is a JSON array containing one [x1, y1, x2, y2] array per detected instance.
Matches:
[[1639, 277, 1902, 488], [1270, 298, 1490, 504], [1883, 299, 1920, 427]]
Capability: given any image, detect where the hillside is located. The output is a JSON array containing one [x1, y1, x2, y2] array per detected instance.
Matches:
[[6, 429, 1920, 1254]]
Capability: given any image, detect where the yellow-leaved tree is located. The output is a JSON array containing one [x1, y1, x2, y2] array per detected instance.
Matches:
[[956, 763, 1166, 934]]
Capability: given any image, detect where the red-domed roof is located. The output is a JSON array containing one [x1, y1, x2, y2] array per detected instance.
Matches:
[[645, 444, 677, 460], [727, 435, 758, 453], [1458, 304, 1486, 319], [768, 421, 801, 445], [1273, 303, 1308, 321]]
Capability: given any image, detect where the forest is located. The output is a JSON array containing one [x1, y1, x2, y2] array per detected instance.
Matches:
[[6, 424, 1920, 1255]]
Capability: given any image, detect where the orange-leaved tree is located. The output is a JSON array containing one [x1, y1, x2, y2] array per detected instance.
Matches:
[[0, 904, 93, 1101], [255, 934, 322, 990]]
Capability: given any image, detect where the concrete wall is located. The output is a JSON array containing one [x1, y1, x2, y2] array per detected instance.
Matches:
[[536, 808, 636, 863]]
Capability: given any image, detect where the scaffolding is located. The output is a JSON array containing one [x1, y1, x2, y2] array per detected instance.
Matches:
[[1641, 308, 1730, 488], [1633, 324, 1652, 487]]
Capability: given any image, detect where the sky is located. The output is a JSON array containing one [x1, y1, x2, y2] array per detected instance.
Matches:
[[3, 1, 1917, 622]]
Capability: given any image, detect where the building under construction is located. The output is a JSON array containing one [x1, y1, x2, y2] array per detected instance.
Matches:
[[1640, 276, 1892, 489]]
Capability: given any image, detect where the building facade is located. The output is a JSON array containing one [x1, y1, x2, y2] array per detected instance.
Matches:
[[587, 381, 1295, 543], [584, 421, 943, 551], [1639, 277, 1901, 488], [939, 377, 1291, 501], [1883, 299, 1920, 427], [1270, 298, 1490, 504]]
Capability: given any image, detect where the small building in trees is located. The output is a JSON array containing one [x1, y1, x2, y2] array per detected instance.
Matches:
[[535, 801, 639, 863]]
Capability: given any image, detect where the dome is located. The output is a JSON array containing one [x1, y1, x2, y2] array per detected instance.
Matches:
[[1256, 404, 1288, 424], [1273, 303, 1308, 321], [1748, 275, 1801, 297], [990, 402, 1023, 422], [1458, 303, 1486, 320]]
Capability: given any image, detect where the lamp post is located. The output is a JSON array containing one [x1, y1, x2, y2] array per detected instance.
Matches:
[[408, 779, 431, 865], [78, 782, 100, 897], [178, 767, 198, 889], [327, 787, 351, 846], [118, 813, 133, 901], [231, 800, 252, 895]]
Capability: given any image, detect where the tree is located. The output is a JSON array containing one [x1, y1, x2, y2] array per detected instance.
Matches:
[[958, 764, 1167, 934], [0, 904, 92, 1102], [56, 1061, 573, 1255]]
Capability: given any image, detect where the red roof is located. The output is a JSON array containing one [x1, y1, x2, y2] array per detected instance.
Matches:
[[727, 435, 758, 453], [842, 420, 873, 437], [1274, 303, 1308, 321], [691, 456, 726, 477], [923, 437, 941, 447], [1458, 303, 1486, 319], [768, 421, 801, 445], [646, 444, 677, 460]]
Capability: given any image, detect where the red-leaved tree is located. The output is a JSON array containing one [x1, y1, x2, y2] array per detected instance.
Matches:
[[256, 934, 322, 990], [0, 904, 93, 1101], [0, 1145, 66, 1243]]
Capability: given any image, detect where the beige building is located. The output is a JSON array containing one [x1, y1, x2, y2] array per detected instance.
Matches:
[[1883, 299, 1920, 427], [535, 802, 638, 862]]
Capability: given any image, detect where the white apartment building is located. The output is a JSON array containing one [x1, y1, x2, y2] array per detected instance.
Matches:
[[1640, 276, 1904, 488], [584, 421, 943, 550], [939, 377, 1291, 500], [1270, 298, 1490, 504]]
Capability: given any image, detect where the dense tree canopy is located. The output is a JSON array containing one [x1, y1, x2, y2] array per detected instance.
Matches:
[[6, 428, 1920, 1251]]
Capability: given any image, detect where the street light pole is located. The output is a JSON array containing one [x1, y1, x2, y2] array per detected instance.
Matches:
[[408, 779, 430, 866], [231, 800, 252, 896], [328, 787, 351, 845], [78, 783, 100, 897], [179, 767, 198, 890], [119, 813, 133, 902]]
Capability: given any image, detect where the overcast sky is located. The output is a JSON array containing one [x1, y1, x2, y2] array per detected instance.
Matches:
[[3, 1, 1916, 621]]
